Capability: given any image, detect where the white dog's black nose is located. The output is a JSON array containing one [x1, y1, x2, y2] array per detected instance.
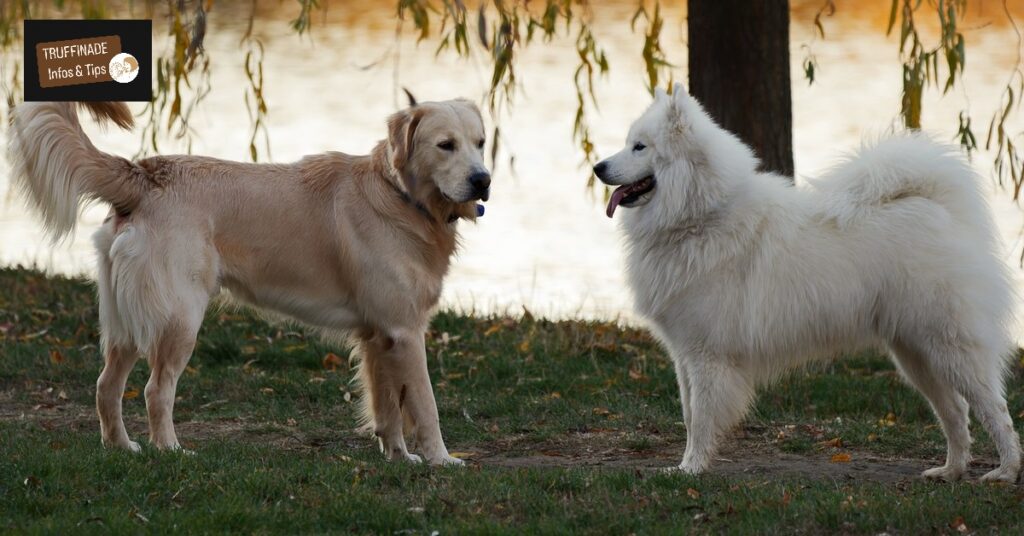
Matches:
[[593, 161, 608, 179], [469, 171, 491, 200]]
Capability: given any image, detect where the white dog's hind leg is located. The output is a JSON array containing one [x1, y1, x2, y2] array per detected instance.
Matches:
[[678, 359, 754, 474], [955, 366, 1021, 483], [889, 342, 972, 481], [96, 344, 142, 452]]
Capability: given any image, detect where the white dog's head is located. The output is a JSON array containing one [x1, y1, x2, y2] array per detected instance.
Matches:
[[388, 99, 491, 216], [593, 83, 757, 220]]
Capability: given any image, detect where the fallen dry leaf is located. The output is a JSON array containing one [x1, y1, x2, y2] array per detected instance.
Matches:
[[950, 516, 968, 533], [449, 451, 477, 459], [820, 437, 843, 448], [260, 387, 275, 395], [483, 324, 501, 337], [830, 453, 852, 463], [49, 349, 64, 364], [628, 368, 649, 381], [686, 488, 700, 499], [123, 388, 140, 400], [322, 352, 344, 371]]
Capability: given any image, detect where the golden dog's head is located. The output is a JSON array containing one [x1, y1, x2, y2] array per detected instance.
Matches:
[[387, 98, 490, 219]]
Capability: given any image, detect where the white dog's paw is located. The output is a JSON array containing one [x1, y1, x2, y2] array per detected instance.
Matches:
[[674, 461, 708, 475], [979, 465, 1020, 484], [921, 464, 966, 482]]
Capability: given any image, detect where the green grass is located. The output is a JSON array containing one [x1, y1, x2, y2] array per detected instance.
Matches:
[[2, 266, 1024, 533]]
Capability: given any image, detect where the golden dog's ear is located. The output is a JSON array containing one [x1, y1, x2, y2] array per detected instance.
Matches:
[[387, 108, 424, 174]]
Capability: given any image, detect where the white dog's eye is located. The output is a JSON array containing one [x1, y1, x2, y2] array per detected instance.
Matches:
[[633, 143, 646, 152], [438, 140, 456, 151]]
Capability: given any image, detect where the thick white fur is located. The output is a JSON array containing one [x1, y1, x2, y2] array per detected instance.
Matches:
[[597, 83, 1021, 482]]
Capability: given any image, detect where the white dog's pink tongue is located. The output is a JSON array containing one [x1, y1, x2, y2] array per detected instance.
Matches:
[[606, 186, 629, 218]]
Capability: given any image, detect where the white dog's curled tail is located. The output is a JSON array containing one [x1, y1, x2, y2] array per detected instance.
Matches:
[[815, 134, 998, 241], [7, 101, 150, 240]]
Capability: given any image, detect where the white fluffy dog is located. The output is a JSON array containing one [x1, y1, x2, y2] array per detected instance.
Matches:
[[594, 83, 1021, 482]]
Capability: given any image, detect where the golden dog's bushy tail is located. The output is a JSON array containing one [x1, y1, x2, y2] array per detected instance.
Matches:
[[7, 101, 151, 239]]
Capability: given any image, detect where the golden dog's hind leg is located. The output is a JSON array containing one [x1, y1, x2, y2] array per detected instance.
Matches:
[[145, 317, 202, 451], [96, 344, 141, 451], [358, 332, 420, 463]]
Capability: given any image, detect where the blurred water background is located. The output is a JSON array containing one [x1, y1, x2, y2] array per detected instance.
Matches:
[[2, 1, 1023, 322]]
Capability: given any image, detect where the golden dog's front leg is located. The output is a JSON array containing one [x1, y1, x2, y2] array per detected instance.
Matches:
[[395, 332, 463, 466], [357, 333, 421, 464]]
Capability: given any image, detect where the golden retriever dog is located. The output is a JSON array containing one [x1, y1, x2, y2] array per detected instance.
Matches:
[[8, 97, 492, 465]]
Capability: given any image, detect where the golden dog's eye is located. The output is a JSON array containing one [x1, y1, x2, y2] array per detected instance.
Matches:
[[438, 140, 456, 151], [477, 139, 485, 149]]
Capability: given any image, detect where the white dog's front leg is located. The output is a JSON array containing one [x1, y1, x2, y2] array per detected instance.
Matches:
[[673, 358, 693, 432], [677, 359, 754, 474]]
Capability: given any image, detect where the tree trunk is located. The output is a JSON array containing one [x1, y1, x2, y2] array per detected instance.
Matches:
[[687, 0, 794, 178]]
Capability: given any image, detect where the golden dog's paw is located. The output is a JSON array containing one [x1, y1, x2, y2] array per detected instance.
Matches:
[[386, 450, 422, 464], [429, 454, 466, 467]]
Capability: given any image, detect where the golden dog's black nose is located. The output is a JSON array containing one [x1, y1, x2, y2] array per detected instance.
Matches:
[[469, 171, 491, 201]]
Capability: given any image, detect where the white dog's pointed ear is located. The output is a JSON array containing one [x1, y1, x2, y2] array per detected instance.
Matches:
[[654, 86, 668, 102], [671, 82, 687, 96]]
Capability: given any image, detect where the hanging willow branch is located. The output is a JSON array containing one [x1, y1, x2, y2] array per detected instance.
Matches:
[[2, 0, 1023, 205], [398, 0, 612, 186], [137, 0, 213, 157], [885, 0, 1024, 242]]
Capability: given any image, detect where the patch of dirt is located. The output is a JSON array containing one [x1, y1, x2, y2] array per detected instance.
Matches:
[[1, 397, 1003, 483], [469, 436, 1005, 483]]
